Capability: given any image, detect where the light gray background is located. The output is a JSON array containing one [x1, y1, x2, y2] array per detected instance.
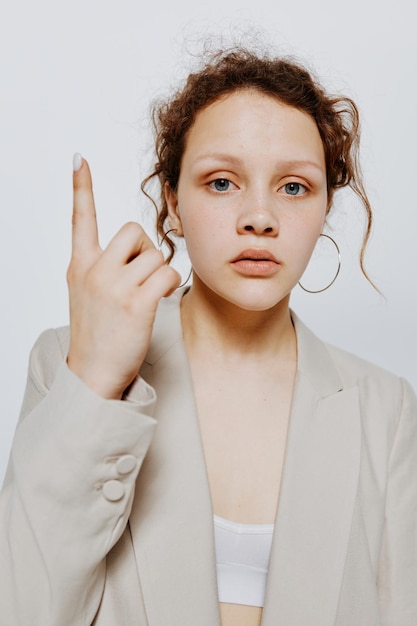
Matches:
[[1, 0, 416, 482]]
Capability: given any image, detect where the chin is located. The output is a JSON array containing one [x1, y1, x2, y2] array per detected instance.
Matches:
[[217, 283, 291, 313], [233, 297, 286, 313], [192, 271, 293, 312]]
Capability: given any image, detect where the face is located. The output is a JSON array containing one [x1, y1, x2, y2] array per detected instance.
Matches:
[[166, 89, 328, 312]]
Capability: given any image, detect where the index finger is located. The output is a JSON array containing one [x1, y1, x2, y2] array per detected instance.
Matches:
[[72, 153, 100, 257]]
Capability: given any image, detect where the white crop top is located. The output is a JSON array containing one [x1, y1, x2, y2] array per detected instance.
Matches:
[[213, 515, 274, 607]]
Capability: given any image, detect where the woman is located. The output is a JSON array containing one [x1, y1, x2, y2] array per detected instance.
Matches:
[[1, 48, 416, 626]]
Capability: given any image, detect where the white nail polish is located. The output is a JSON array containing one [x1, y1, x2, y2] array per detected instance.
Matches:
[[73, 153, 83, 172]]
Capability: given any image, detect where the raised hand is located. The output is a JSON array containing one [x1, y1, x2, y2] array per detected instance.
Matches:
[[66, 155, 180, 399]]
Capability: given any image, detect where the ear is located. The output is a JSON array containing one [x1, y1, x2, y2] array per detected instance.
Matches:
[[165, 182, 183, 236]]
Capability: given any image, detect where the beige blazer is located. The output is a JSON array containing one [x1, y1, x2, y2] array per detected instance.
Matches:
[[1, 289, 416, 626]]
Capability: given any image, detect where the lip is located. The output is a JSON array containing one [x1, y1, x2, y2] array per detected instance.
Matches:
[[231, 248, 281, 277], [232, 248, 280, 263]]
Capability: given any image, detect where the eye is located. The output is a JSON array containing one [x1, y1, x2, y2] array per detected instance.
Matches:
[[209, 178, 233, 192], [282, 182, 307, 196]]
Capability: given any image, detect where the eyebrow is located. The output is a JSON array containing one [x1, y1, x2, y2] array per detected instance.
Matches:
[[193, 153, 242, 167], [193, 152, 324, 172]]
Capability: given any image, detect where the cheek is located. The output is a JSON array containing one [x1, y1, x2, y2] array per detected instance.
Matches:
[[183, 225, 223, 262], [283, 215, 324, 269], [179, 203, 230, 252], [182, 223, 231, 280]]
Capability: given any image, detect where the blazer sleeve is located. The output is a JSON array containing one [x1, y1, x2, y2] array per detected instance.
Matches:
[[0, 329, 157, 626], [378, 378, 417, 624]]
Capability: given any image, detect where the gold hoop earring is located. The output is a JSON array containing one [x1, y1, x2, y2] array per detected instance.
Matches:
[[298, 234, 341, 294], [159, 228, 193, 288]]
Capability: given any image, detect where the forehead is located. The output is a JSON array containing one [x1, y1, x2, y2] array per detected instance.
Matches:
[[182, 89, 325, 166]]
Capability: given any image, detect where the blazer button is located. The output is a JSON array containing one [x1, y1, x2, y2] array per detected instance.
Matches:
[[102, 480, 125, 502], [116, 455, 137, 475]]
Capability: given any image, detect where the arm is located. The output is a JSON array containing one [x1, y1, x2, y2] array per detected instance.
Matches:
[[0, 329, 156, 625], [0, 156, 179, 625], [378, 378, 417, 624]]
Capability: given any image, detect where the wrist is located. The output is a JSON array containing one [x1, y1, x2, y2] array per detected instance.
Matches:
[[66, 356, 126, 400]]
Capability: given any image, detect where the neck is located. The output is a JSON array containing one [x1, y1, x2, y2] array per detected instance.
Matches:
[[180, 282, 296, 362]]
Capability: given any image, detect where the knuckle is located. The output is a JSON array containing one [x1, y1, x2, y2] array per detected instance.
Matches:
[[159, 263, 176, 279], [71, 207, 87, 227], [146, 248, 164, 264], [66, 261, 81, 285], [165, 266, 182, 287], [122, 221, 143, 237]]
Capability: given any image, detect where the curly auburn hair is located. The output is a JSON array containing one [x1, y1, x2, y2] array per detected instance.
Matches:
[[141, 47, 373, 279]]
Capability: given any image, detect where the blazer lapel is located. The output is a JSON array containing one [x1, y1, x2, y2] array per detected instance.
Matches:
[[126, 295, 360, 626], [128, 290, 220, 626], [262, 315, 361, 625]]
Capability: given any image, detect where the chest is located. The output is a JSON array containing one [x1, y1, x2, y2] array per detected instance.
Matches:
[[181, 362, 295, 626], [190, 363, 295, 524], [129, 339, 378, 626]]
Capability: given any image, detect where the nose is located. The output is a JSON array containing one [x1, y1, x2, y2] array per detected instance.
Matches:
[[237, 198, 279, 237]]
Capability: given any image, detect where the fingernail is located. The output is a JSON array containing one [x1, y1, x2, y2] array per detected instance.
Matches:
[[73, 153, 83, 172]]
